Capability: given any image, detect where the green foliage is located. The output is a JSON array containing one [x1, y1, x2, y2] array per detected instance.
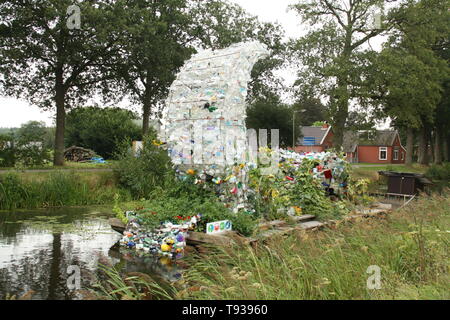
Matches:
[[426, 163, 450, 181], [289, 0, 393, 147], [93, 264, 175, 300], [173, 192, 450, 300], [0, 172, 131, 210], [193, 0, 286, 100], [0, 133, 15, 167], [113, 193, 128, 225], [114, 133, 173, 199], [312, 121, 326, 127], [65, 107, 142, 159], [111, 0, 196, 134], [248, 155, 346, 221], [246, 95, 300, 148], [288, 159, 335, 219], [15, 121, 52, 167], [0, 0, 128, 165], [292, 97, 327, 127], [346, 177, 374, 206], [135, 179, 258, 237]]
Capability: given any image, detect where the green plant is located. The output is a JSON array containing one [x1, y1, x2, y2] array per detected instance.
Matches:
[[128, 178, 258, 237], [92, 264, 174, 300], [65, 106, 142, 159], [15, 121, 52, 167], [113, 193, 128, 224], [114, 133, 173, 199], [0, 133, 16, 167], [0, 171, 131, 210], [168, 192, 450, 300], [426, 163, 450, 181], [346, 178, 374, 205]]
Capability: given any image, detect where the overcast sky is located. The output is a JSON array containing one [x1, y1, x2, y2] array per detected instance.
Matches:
[[0, 0, 383, 128]]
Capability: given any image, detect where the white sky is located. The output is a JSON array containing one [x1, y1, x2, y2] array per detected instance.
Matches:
[[0, 0, 386, 128]]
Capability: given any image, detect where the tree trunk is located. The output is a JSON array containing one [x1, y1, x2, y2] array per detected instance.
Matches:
[[332, 78, 350, 150], [443, 134, 449, 162], [142, 98, 151, 137], [428, 129, 434, 164], [434, 128, 442, 165], [418, 127, 428, 165], [405, 127, 414, 165], [53, 69, 66, 166]]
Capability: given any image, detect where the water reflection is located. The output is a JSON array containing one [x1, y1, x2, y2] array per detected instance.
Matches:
[[0, 207, 183, 300]]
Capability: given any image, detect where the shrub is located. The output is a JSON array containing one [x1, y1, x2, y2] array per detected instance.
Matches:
[[114, 133, 173, 199], [14, 121, 52, 167], [65, 107, 142, 159], [126, 178, 258, 237], [0, 133, 16, 167], [426, 163, 450, 181]]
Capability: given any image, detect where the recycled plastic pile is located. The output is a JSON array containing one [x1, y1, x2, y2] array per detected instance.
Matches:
[[277, 149, 350, 190], [119, 211, 202, 259]]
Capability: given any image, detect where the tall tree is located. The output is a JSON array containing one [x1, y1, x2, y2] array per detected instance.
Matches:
[[193, 0, 286, 101], [289, 0, 399, 149], [0, 0, 120, 165], [110, 0, 196, 136], [246, 95, 301, 148], [367, 0, 450, 164], [291, 96, 327, 126], [110, 0, 286, 136]]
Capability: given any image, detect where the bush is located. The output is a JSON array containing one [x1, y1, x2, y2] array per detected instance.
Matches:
[[426, 163, 450, 181], [132, 180, 258, 237], [15, 121, 52, 167], [0, 133, 16, 167], [114, 133, 173, 199], [65, 107, 142, 159]]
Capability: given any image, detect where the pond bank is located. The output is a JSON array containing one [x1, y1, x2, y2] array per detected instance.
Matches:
[[0, 206, 182, 300], [0, 170, 131, 210]]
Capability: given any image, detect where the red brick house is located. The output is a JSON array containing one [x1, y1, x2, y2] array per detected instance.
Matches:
[[343, 130, 407, 164], [293, 124, 333, 153]]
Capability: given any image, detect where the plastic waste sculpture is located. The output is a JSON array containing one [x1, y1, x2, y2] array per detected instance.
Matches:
[[160, 41, 270, 213], [161, 41, 269, 169]]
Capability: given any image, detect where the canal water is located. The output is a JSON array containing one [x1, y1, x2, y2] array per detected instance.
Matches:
[[0, 207, 181, 300]]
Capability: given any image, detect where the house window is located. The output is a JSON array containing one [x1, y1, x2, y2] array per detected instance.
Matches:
[[401, 152, 405, 161], [379, 147, 388, 160], [393, 149, 399, 161]]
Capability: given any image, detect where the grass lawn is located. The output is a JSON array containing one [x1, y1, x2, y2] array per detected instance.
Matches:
[[351, 163, 428, 174]]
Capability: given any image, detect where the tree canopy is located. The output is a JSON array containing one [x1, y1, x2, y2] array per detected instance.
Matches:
[[0, 0, 122, 165], [65, 107, 142, 159]]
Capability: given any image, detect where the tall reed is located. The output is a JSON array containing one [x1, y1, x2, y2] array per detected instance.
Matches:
[[0, 172, 131, 210], [173, 192, 450, 300]]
